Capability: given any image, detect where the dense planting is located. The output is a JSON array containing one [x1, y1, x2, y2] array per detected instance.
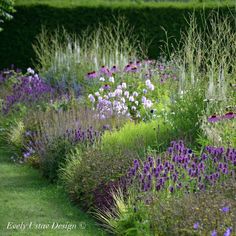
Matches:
[[0, 8, 235, 236]]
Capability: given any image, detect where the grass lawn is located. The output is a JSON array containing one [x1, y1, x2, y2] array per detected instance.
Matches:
[[0, 149, 106, 236]]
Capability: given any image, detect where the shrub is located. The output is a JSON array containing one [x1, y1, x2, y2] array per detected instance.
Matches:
[[97, 141, 236, 235], [40, 137, 74, 182], [101, 119, 173, 157], [60, 119, 174, 209]]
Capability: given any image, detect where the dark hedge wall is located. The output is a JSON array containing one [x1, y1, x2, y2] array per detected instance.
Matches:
[[0, 5, 234, 69]]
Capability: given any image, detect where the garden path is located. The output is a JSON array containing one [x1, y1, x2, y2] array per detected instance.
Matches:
[[0, 149, 105, 236]]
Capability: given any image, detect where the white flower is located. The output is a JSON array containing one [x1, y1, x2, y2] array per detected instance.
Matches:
[[121, 97, 126, 103], [143, 89, 147, 94], [117, 85, 122, 89], [109, 77, 115, 83], [131, 106, 136, 111], [129, 96, 134, 102], [98, 96, 103, 101], [104, 95, 108, 99], [99, 87, 104, 93], [108, 92, 115, 98], [122, 82, 127, 89], [133, 91, 138, 97], [99, 77, 105, 81], [27, 67, 35, 75], [114, 88, 123, 96], [124, 91, 129, 98], [145, 79, 151, 86], [95, 92, 100, 96], [88, 94, 95, 103], [142, 96, 147, 103], [100, 114, 106, 120], [135, 101, 139, 106], [148, 83, 155, 91], [143, 99, 153, 108]]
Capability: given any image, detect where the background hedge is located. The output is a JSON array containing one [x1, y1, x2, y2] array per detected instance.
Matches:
[[0, 2, 235, 69]]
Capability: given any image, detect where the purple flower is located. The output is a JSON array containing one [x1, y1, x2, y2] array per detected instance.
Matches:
[[208, 114, 221, 123], [103, 84, 110, 90], [221, 206, 230, 213], [87, 71, 97, 79], [223, 112, 235, 120], [211, 230, 217, 236], [224, 228, 232, 236], [193, 222, 199, 230]]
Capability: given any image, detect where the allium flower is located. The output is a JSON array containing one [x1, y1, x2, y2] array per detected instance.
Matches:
[[148, 83, 155, 91], [114, 88, 122, 96], [145, 79, 151, 86], [88, 94, 95, 103], [143, 99, 153, 108], [121, 97, 125, 103], [142, 96, 147, 103], [129, 96, 134, 102], [122, 82, 127, 89], [108, 92, 115, 98], [124, 91, 129, 98], [109, 77, 115, 83], [27, 67, 35, 74]]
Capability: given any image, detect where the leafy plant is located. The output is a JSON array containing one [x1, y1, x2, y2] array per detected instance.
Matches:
[[0, 0, 15, 32]]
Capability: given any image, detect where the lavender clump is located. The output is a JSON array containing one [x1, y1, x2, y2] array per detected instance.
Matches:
[[125, 140, 236, 195], [3, 72, 54, 113]]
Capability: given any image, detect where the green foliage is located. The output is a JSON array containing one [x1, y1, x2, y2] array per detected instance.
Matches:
[[0, 4, 234, 69], [101, 119, 172, 157], [40, 137, 74, 182], [95, 188, 152, 236], [0, 0, 15, 32], [167, 83, 205, 146], [149, 180, 236, 235], [60, 120, 173, 209]]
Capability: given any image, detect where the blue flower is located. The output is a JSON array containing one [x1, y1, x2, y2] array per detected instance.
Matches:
[[193, 222, 199, 230]]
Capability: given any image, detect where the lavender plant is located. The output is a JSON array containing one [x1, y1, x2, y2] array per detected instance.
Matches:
[[125, 140, 236, 197]]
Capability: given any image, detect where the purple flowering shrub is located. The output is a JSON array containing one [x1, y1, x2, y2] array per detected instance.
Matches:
[[1, 68, 54, 114], [87, 60, 177, 120], [125, 140, 236, 197]]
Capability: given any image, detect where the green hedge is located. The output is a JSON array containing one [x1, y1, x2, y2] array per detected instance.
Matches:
[[0, 4, 235, 69]]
